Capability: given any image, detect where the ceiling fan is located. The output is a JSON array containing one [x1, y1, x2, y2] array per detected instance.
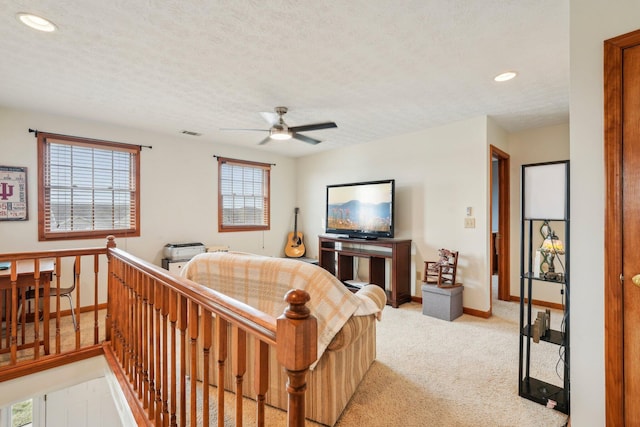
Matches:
[[221, 106, 337, 145]]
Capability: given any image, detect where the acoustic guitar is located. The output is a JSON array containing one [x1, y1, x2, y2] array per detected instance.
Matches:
[[285, 207, 306, 258]]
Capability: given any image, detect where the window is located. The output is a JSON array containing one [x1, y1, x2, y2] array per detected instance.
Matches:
[[0, 398, 39, 427], [218, 157, 270, 232], [37, 132, 140, 241]]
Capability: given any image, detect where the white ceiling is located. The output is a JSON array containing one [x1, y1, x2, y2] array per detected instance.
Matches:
[[0, 1, 569, 158]]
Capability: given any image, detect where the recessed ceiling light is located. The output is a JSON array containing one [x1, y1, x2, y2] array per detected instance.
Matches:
[[16, 13, 57, 32], [494, 71, 518, 82]]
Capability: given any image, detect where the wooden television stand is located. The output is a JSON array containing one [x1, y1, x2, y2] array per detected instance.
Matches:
[[318, 235, 412, 308]]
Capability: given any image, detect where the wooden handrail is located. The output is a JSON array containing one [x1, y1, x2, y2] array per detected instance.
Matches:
[[107, 246, 278, 345], [0, 247, 107, 261], [1, 236, 317, 426], [105, 237, 316, 426], [0, 246, 109, 367]]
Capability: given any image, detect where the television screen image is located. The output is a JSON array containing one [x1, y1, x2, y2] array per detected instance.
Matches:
[[325, 179, 394, 239]]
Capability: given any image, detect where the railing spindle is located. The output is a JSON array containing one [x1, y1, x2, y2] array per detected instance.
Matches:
[[147, 276, 156, 421], [255, 338, 269, 427], [32, 258, 41, 359], [232, 326, 247, 426], [142, 274, 150, 410], [217, 317, 228, 427], [154, 279, 163, 427], [178, 294, 187, 427], [54, 257, 62, 353], [202, 309, 212, 427], [10, 260, 18, 364], [75, 256, 81, 349], [136, 268, 143, 399], [161, 286, 170, 427], [169, 289, 178, 427], [94, 254, 100, 344], [188, 300, 199, 426]]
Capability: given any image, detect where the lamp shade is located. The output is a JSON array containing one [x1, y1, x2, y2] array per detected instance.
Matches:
[[541, 233, 564, 254], [523, 162, 568, 220]]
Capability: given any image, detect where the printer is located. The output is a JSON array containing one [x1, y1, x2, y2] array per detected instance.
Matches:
[[163, 242, 206, 261]]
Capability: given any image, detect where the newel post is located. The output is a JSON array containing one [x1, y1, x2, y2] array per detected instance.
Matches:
[[105, 235, 116, 341], [277, 289, 317, 427]]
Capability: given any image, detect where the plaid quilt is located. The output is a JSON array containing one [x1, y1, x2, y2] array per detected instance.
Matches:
[[181, 251, 379, 362]]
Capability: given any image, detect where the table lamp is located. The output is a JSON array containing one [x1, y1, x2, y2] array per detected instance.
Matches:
[[540, 230, 565, 281]]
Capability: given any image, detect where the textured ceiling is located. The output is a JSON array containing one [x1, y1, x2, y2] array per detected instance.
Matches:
[[0, 1, 569, 157]]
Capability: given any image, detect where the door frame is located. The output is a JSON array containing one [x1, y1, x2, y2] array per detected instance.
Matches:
[[603, 28, 640, 425], [490, 145, 510, 303]]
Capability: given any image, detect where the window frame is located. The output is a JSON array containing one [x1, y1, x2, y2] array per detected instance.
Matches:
[[217, 156, 271, 232], [37, 132, 141, 241]]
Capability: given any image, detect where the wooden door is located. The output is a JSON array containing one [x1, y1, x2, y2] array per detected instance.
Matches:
[[622, 42, 640, 426], [605, 29, 640, 425]]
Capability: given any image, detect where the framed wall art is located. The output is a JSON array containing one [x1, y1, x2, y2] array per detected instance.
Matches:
[[0, 166, 28, 220]]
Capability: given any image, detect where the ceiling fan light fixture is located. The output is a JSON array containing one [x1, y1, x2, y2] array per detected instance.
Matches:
[[16, 12, 57, 32], [270, 128, 292, 140], [494, 71, 518, 82]]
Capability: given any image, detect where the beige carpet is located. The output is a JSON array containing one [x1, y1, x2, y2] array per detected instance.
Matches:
[[331, 300, 568, 427]]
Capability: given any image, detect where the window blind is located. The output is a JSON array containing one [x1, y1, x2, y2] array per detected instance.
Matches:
[[218, 158, 270, 230], [40, 135, 139, 238]]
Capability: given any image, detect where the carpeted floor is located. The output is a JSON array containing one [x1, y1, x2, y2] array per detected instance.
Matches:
[[331, 299, 569, 426]]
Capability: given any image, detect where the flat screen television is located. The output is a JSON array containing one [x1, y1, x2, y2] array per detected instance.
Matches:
[[325, 179, 395, 239]]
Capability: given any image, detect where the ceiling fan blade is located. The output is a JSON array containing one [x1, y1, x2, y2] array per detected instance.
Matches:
[[220, 128, 268, 132], [257, 136, 272, 145], [288, 122, 337, 133], [260, 111, 279, 126], [292, 133, 321, 145]]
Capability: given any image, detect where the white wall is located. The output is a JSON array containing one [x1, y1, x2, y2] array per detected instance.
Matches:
[[507, 123, 570, 304], [570, 1, 640, 424], [0, 107, 297, 262], [0, 356, 108, 407], [0, 357, 129, 427], [297, 116, 492, 312]]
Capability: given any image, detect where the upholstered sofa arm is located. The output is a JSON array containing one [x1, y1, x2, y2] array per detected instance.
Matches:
[[327, 315, 371, 351], [353, 284, 387, 317], [326, 285, 386, 352]]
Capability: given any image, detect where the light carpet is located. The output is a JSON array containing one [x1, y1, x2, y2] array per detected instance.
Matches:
[[331, 300, 568, 426]]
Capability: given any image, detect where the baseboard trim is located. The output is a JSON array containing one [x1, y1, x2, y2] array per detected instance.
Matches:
[[508, 295, 564, 311], [463, 307, 491, 319], [412, 295, 561, 316], [411, 296, 490, 319], [58, 302, 108, 318]]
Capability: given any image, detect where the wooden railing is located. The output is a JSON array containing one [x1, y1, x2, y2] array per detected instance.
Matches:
[[0, 246, 108, 379], [0, 237, 317, 426]]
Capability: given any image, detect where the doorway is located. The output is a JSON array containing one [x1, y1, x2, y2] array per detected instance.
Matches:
[[490, 145, 510, 308]]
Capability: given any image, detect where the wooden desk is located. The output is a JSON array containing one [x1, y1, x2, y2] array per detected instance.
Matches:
[[0, 259, 54, 357]]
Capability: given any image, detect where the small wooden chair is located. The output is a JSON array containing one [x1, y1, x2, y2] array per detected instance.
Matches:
[[423, 249, 459, 288]]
